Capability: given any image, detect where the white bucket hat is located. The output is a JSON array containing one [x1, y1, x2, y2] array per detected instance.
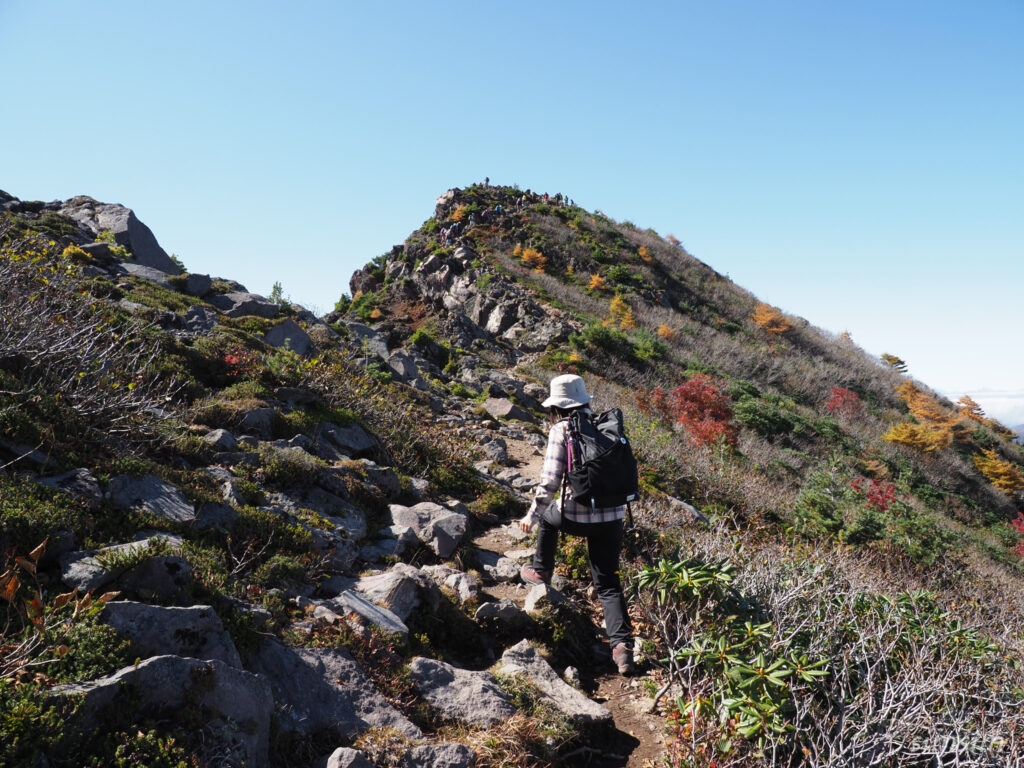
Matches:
[[541, 374, 592, 409]]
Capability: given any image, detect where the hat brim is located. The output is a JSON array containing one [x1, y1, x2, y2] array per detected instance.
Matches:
[[541, 395, 591, 409]]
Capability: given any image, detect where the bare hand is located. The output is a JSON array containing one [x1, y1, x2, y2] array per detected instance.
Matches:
[[518, 513, 535, 533]]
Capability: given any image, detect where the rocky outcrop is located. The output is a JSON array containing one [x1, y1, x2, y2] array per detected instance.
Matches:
[[498, 640, 612, 724], [107, 474, 196, 523], [388, 502, 469, 558], [408, 657, 516, 727], [58, 197, 182, 275], [100, 601, 242, 667], [54, 655, 273, 767], [251, 639, 422, 740]]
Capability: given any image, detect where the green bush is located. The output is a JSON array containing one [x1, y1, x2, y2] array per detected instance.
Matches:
[[630, 328, 667, 361], [570, 324, 632, 357], [734, 394, 797, 439]]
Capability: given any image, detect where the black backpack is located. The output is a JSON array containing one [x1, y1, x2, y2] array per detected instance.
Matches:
[[562, 408, 640, 511]]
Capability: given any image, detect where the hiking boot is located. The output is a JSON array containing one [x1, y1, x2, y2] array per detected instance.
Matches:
[[612, 642, 634, 675], [520, 564, 551, 586]]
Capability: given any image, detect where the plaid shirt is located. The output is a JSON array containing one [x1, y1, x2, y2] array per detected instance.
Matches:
[[527, 414, 628, 524]]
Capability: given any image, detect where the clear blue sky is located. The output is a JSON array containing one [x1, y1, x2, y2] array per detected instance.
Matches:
[[2, 1, 1022, 423]]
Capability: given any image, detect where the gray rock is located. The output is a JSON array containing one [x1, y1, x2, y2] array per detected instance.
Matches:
[[108, 474, 195, 523], [324, 590, 409, 641], [409, 477, 430, 501], [183, 305, 218, 333], [251, 638, 421, 739], [202, 428, 238, 451], [315, 421, 378, 458], [59, 198, 182, 274], [402, 743, 476, 768], [274, 386, 318, 405], [319, 748, 373, 768], [183, 273, 213, 297], [387, 349, 420, 382], [484, 557, 521, 583], [357, 459, 401, 499], [499, 640, 612, 724], [59, 534, 182, 592], [238, 407, 278, 439], [480, 437, 508, 464], [100, 601, 241, 667], [119, 555, 192, 600], [474, 599, 528, 625], [344, 322, 389, 359], [53, 656, 271, 767], [482, 398, 533, 423], [264, 318, 314, 356], [388, 502, 468, 559], [36, 468, 101, 509], [208, 292, 279, 318], [408, 657, 515, 727], [525, 583, 568, 612], [116, 261, 171, 285], [503, 548, 536, 562], [355, 563, 438, 622], [421, 565, 480, 604], [195, 502, 238, 531]]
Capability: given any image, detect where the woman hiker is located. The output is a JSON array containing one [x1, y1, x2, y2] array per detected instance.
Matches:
[[518, 374, 635, 675]]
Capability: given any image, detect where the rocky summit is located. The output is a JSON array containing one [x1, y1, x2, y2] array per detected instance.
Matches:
[[1, 184, 1023, 767]]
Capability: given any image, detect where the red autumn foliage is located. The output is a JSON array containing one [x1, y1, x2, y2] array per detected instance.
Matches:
[[637, 374, 737, 449], [826, 387, 864, 418], [850, 477, 899, 513], [1011, 511, 1024, 557]]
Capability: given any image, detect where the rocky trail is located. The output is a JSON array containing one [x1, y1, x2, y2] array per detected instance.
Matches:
[[467, 420, 666, 767]]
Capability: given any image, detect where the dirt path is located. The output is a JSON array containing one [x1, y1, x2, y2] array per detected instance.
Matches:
[[470, 431, 665, 767]]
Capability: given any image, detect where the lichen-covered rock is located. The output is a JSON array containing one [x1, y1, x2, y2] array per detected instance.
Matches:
[[408, 657, 515, 727], [208, 292, 279, 318], [263, 318, 314, 356], [100, 601, 241, 667], [107, 474, 195, 523], [388, 502, 468, 558], [54, 656, 272, 767], [498, 640, 612, 724], [251, 639, 421, 740]]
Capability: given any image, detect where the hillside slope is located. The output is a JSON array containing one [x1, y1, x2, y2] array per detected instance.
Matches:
[[1, 186, 1022, 767]]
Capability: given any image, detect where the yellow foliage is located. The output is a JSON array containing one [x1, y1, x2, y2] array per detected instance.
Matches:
[[973, 449, 1024, 494], [512, 244, 523, 257], [838, 330, 853, 344], [620, 308, 636, 330], [666, 234, 681, 247], [369, 307, 384, 320], [883, 422, 953, 452], [638, 246, 652, 263], [519, 247, 547, 272], [896, 382, 962, 432], [588, 273, 607, 292], [451, 204, 469, 222], [607, 295, 635, 330], [751, 303, 793, 334], [657, 324, 677, 341], [957, 395, 986, 423], [881, 353, 907, 372], [61, 244, 88, 261]]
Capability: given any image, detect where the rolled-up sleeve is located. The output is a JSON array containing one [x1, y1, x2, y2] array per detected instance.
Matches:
[[528, 421, 567, 518]]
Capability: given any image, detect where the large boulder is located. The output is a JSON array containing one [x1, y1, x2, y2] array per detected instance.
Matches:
[[498, 640, 612, 724], [408, 657, 515, 727], [318, 749, 373, 768], [53, 655, 272, 767], [263, 319, 314, 356], [100, 601, 242, 667], [250, 639, 422, 740], [208, 292, 279, 319], [107, 474, 195, 523], [36, 468, 101, 509], [58, 197, 182, 275], [314, 421, 379, 459], [355, 563, 439, 621], [59, 534, 184, 592], [388, 502, 469, 558]]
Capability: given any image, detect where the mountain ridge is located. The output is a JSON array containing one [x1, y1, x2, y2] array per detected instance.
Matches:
[[1, 184, 1022, 767]]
